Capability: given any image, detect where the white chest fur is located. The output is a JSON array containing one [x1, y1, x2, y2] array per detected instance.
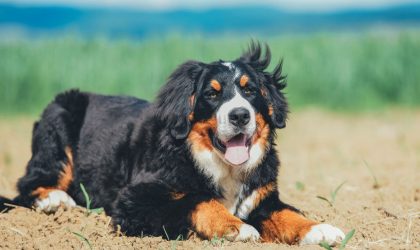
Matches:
[[218, 175, 243, 214], [190, 148, 245, 213]]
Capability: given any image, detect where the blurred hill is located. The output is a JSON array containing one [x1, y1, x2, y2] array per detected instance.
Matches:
[[1, 3, 420, 39]]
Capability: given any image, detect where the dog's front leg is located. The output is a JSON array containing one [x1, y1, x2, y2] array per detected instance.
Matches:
[[247, 189, 344, 246], [190, 198, 260, 242], [112, 183, 259, 241]]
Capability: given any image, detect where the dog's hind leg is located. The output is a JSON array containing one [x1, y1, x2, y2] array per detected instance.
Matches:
[[16, 91, 87, 212], [30, 146, 76, 213]]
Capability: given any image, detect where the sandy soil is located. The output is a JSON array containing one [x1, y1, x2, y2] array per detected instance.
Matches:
[[0, 109, 419, 249]]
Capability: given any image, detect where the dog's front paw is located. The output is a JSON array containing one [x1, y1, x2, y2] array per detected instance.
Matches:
[[234, 224, 260, 242], [35, 190, 76, 213], [300, 224, 345, 246]]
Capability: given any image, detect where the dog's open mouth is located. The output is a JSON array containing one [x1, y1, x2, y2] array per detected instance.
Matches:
[[211, 131, 251, 166]]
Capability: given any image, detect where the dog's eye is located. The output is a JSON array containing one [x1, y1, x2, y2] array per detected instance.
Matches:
[[205, 90, 219, 99], [243, 87, 255, 96]]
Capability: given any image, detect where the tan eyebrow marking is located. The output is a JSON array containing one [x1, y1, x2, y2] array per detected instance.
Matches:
[[240, 75, 249, 87], [210, 80, 222, 91]]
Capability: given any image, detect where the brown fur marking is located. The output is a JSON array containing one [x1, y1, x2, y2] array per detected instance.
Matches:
[[188, 112, 194, 121], [188, 117, 217, 151], [33, 187, 56, 199], [268, 105, 273, 116], [253, 182, 275, 208], [239, 75, 249, 87], [252, 113, 270, 147], [210, 80, 222, 91], [170, 192, 186, 200], [191, 199, 244, 240], [32, 146, 74, 198], [260, 209, 317, 244]]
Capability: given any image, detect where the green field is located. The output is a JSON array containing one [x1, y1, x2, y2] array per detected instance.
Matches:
[[1, 31, 420, 114]]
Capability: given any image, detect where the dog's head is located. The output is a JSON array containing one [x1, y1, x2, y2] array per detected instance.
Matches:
[[156, 42, 288, 173]]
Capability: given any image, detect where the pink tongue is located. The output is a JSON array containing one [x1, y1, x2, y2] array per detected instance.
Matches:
[[224, 134, 249, 165]]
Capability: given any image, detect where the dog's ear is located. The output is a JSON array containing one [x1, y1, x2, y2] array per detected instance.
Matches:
[[262, 61, 288, 128], [240, 41, 288, 129], [156, 60, 205, 140]]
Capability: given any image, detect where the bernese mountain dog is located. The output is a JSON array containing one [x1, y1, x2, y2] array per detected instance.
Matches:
[[0, 42, 344, 246]]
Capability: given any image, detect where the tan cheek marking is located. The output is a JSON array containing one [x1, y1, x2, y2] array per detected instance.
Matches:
[[32, 146, 74, 198], [188, 117, 217, 151], [191, 199, 244, 240], [188, 112, 194, 121], [252, 113, 270, 147], [210, 80, 222, 92], [240, 75, 249, 87], [260, 209, 318, 244]]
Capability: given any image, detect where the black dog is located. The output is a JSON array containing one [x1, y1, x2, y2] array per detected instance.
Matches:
[[1, 42, 344, 245]]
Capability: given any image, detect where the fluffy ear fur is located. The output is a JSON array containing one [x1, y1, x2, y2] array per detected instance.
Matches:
[[239, 41, 288, 128], [155, 61, 205, 139]]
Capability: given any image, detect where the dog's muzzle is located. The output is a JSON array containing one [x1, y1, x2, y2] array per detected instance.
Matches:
[[214, 88, 256, 166]]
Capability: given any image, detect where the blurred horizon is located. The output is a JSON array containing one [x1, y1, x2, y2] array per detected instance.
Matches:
[[5, 0, 420, 11], [1, 1, 420, 40], [0, 1, 419, 114]]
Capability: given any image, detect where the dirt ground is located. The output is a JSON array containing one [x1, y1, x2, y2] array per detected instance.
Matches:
[[0, 109, 419, 249]]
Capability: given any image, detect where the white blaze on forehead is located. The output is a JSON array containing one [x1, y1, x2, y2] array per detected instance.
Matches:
[[216, 87, 256, 142], [222, 62, 234, 70], [222, 61, 241, 79]]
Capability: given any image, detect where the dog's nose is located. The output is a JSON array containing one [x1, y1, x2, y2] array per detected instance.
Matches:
[[228, 108, 250, 127]]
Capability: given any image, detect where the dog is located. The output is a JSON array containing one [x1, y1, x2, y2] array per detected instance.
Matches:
[[0, 42, 344, 245]]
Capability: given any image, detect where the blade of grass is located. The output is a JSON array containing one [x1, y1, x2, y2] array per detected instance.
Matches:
[[80, 183, 91, 211], [210, 236, 224, 247], [316, 195, 333, 207], [339, 229, 356, 250], [90, 207, 104, 214], [171, 234, 183, 250], [331, 181, 346, 203], [71, 231, 92, 250], [363, 160, 380, 188], [319, 241, 333, 250], [162, 225, 170, 240]]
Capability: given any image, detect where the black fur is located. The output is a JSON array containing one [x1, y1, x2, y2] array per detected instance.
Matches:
[[0, 42, 298, 240]]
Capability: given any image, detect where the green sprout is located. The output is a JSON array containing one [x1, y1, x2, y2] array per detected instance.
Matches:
[[80, 183, 104, 215], [316, 181, 346, 206], [71, 231, 92, 250], [295, 181, 305, 191], [319, 229, 355, 250], [363, 160, 380, 189]]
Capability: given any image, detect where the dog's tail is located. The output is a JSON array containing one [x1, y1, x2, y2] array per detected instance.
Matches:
[[0, 195, 27, 212], [0, 196, 15, 212]]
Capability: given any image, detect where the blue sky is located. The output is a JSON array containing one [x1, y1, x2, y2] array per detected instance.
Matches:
[[3, 0, 420, 11]]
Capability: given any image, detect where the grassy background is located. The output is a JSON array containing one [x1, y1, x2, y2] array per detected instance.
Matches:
[[1, 31, 420, 114]]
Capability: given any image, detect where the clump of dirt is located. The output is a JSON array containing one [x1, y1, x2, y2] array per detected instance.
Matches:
[[0, 110, 419, 249]]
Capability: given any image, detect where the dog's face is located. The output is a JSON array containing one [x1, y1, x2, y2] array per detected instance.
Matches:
[[156, 42, 288, 174], [192, 61, 270, 167]]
